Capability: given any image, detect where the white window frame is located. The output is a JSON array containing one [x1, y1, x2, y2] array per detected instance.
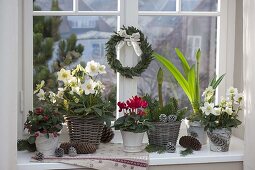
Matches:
[[21, 0, 236, 135]]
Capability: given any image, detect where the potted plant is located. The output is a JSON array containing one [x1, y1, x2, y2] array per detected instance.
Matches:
[[201, 86, 243, 152], [113, 96, 153, 152], [153, 48, 224, 144], [24, 106, 64, 155], [143, 68, 186, 152], [34, 61, 113, 147]]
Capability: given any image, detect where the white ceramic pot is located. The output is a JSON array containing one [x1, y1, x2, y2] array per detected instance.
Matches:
[[185, 119, 207, 145], [121, 131, 145, 153], [35, 133, 59, 156]]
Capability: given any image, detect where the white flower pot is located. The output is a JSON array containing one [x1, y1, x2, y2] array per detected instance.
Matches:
[[121, 131, 145, 153], [35, 133, 59, 156], [185, 119, 207, 145]]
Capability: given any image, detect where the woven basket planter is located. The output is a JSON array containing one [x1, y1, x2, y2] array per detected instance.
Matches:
[[147, 121, 181, 147], [66, 116, 104, 146]]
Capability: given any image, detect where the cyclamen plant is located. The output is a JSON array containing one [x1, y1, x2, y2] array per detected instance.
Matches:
[[34, 61, 112, 120], [24, 107, 65, 144], [201, 86, 243, 131], [113, 96, 154, 133]]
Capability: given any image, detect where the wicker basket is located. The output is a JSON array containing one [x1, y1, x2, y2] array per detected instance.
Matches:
[[147, 121, 181, 147], [66, 116, 104, 146]]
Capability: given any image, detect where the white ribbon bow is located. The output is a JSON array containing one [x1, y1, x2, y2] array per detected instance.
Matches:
[[116, 30, 143, 57]]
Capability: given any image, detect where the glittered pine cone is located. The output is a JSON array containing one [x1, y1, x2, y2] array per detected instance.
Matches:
[[179, 136, 202, 151], [101, 125, 114, 143], [69, 146, 77, 157], [34, 152, 44, 161], [55, 148, 64, 157]]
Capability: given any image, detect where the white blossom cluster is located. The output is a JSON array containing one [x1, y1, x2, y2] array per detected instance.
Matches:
[[200, 86, 243, 116], [34, 60, 106, 104]]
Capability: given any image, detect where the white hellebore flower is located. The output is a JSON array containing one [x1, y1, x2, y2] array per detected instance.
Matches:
[[56, 88, 64, 99], [201, 102, 215, 116], [81, 79, 97, 95], [234, 92, 243, 103], [226, 86, 238, 97], [85, 60, 99, 77], [96, 81, 105, 93], [225, 107, 233, 115], [98, 64, 106, 74], [57, 68, 72, 84], [214, 108, 221, 116], [219, 96, 227, 107], [49, 91, 57, 104], [36, 89, 46, 101], [202, 86, 215, 101], [71, 86, 81, 95]]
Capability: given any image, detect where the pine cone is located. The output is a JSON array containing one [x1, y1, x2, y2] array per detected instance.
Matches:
[[159, 114, 168, 123], [166, 142, 176, 153], [34, 152, 44, 161], [101, 125, 114, 143], [179, 136, 202, 151], [55, 148, 64, 157], [60, 142, 73, 154], [68, 146, 77, 157], [76, 143, 97, 154], [168, 115, 177, 122]]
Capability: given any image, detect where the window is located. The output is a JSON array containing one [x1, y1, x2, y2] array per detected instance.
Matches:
[[22, 0, 235, 123]]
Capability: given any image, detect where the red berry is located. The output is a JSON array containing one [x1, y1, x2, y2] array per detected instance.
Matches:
[[43, 116, 49, 121]]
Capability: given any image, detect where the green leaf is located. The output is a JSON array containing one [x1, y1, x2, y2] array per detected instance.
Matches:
[[187, 65, 196, 101], [74, 108, 85, 113], [27, 136, 36, 144], [153, 52, 192, 102], [175, 48, 190, 78], [45, 133, 49, 139], [212, 74, 225, 89], [93, 108, 103, 116]]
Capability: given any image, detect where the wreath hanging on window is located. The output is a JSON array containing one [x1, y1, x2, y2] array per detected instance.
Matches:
[[105, 26, 153, 78]]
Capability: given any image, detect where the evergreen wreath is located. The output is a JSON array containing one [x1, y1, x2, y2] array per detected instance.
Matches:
[[106, 26, 153, 78]]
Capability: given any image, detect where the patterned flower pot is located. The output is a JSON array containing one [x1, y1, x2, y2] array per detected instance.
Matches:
[[35, 133, 59, 156], [121, 131, 145, 153], [207, 128, 232, 152], [185, 119, 207, 145]]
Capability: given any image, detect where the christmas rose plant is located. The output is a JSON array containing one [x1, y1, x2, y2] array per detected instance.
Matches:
[[34, 61, 113, 124], [24, 107, 64, 144], [201, 86, 243, 132], [113, 96, 154, 133]]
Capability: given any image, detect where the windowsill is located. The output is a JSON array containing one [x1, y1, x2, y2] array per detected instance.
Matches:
[[17, 136, 243, 170]]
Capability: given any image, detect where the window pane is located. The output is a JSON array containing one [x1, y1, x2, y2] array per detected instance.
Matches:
[[139, 0, 176, 11], [138, 16, 217, 108], [33, 0, 73, 11], [181, 0, 218, 11], [79, 0, 118, 11], [33, 15, 117, 113]]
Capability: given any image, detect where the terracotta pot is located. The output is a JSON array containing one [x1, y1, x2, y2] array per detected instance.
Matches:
[[121, 131, 145, 153], [35, 133, 59, 156]]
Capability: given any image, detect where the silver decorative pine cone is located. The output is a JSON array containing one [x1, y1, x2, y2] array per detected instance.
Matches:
[[34, 152, 44, 161], [168, 115, 177, 122], [166, 142, 176, 153], [69, 146, 77, 157], [159, 114, 168, 123], [55, 148, 64, 157]]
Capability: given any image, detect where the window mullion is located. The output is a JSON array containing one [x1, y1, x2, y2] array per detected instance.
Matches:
[[116, 0, 139, 118]]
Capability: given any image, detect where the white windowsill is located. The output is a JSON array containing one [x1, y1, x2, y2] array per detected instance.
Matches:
[[17, 136, 243, 170]]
